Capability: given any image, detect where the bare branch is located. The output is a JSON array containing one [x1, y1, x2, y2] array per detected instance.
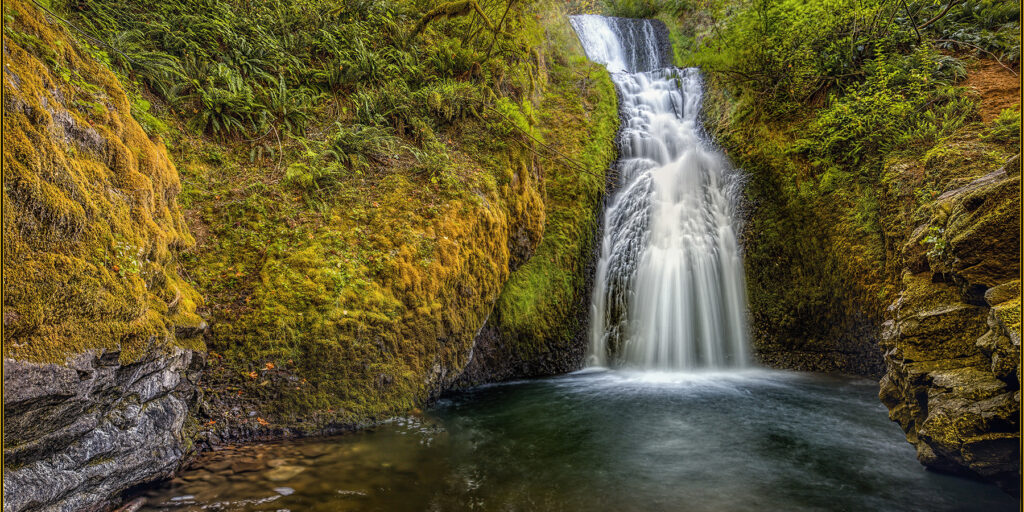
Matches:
[[917, 0, 962, 31]]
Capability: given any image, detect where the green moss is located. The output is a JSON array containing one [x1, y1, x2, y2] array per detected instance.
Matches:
[[154, 1, 620, 429], [701, 78, 1019, 373], [993, 298, 1021, 339], [493, 48, 619, 359], [670, 0, 1020, 375]]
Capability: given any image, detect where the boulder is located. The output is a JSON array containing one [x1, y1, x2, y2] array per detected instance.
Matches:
[[3, 349, 203, 512]]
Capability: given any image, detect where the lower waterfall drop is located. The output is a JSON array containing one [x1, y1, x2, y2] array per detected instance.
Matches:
[[571, 15, 750, 370]]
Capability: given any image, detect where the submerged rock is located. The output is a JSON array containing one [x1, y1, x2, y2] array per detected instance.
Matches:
[[265, 465, 307, 482]]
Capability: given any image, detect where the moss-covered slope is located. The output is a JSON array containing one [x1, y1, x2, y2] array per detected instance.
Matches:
[[458, 39, 619, 386], [2, 0, 204, 365], [185, 21, 619, 434], [45, 1, 621, 435], [4, 0, 620, 444]]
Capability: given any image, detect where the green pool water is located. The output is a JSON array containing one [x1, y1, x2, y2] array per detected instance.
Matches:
[[136, 369, 1019, 511]]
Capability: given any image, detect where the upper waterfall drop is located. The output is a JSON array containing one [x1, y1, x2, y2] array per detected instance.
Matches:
[[571, 15, 751, 370]]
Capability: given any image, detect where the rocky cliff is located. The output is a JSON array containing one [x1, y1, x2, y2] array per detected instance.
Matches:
[[3, 350, 203, 512], [878, 142, 1020, 493], [3, 0, 206, 509]]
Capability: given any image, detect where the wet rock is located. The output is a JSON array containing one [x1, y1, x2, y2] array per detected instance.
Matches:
[[3, 348, 203, 512], [230, 458, 264, 474], [112, 498, 146, 512], [984, 281, 1019, 307], [878, 157, 1021, 495]]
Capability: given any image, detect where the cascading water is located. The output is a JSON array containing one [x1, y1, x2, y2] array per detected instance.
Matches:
[[570, 15, 750, 370]]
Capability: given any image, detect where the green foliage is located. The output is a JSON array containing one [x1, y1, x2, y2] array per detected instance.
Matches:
[[681, 0, 997, 212], [129, 96, 169, 137], [58, 0, 546, 152], [676, 0, 1019, 376], [981, 107, 1022, 148], [601, 0, 693, 18], [489, 96, 543, 141], [923, 225, 949, 260], [59, 0, 613, 429], [680, 0, 1009, 119], [925, 0, 1021, 64], [185, 63, 263, 138], [799, 46, 976, 167]]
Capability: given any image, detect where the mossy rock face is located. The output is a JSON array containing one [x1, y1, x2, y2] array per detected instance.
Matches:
[[457, 49, 619, 386], [181, 9, 620, 433], [2, 0, 203, 365], [939, 162, 1021, 293], [194, 151, 542, 430], [3, 2, 207, 509], [876, 141, 1020, 493], [701, 82, 888, 377]]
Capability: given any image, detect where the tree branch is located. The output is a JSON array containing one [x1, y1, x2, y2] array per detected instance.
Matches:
[[917, 0, 961, 31]]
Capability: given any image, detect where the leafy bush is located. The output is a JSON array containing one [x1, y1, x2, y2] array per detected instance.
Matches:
[[185, 64, 263, 139], [799, 46, 966, 166]]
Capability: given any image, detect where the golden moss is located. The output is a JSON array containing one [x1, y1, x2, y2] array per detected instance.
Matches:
[[2, 0, 203, 364], [199, 137, 544, 423], [492, 47, 619, 359], [180, 4, 619, 428]]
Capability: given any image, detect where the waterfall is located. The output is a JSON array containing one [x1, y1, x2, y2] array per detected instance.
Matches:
[[570, 15, 750, 370]]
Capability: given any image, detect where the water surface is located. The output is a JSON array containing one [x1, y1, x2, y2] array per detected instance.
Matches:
[[138, 370, 1018, 511]]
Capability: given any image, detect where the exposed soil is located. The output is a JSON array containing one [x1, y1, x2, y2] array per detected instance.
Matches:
[[964, 58, 1021, 123]]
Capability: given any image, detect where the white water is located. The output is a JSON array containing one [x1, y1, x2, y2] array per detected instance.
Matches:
[[570, 15, 750, 370]]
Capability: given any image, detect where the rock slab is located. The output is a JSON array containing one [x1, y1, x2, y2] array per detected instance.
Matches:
[[3, 349, 203, 512]]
